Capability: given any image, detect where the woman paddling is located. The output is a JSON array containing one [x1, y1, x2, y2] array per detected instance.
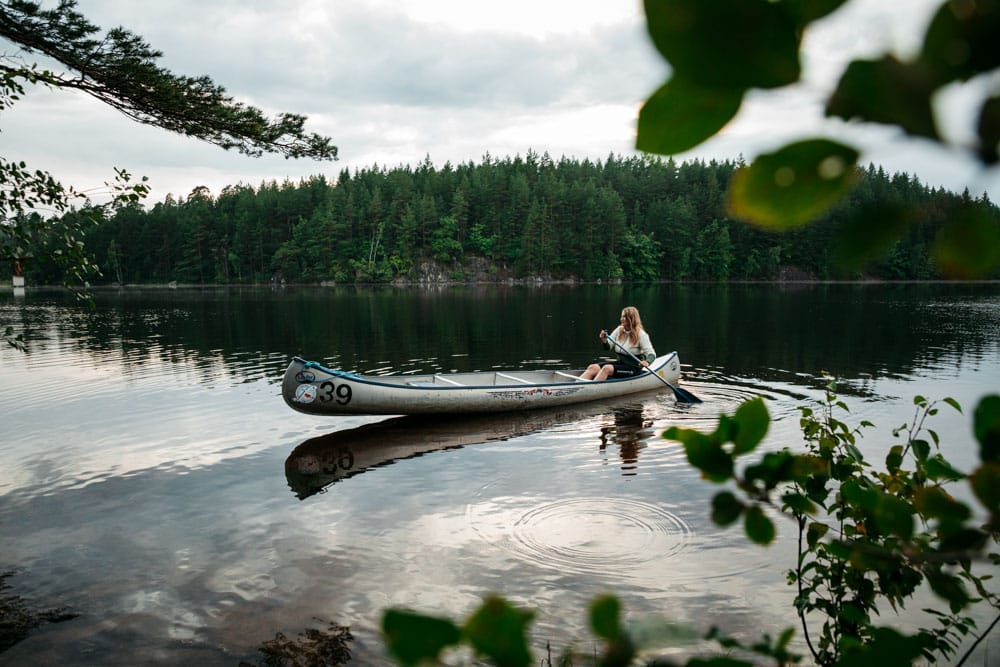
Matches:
[[580, 306, 656, 381]]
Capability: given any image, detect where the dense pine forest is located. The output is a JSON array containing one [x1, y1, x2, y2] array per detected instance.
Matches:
[[25, 153, 1000, 285]]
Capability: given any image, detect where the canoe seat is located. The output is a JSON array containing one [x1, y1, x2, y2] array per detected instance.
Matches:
[[406, 377, 465, 387], [496, 372, 532, 385], [554, 371, 591, 382]]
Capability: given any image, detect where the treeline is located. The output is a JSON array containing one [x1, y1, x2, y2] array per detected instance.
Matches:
[[25, 153, 1000, 284]]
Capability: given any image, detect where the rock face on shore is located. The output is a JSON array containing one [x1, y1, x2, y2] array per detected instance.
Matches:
[[395, 257, 589, 286]]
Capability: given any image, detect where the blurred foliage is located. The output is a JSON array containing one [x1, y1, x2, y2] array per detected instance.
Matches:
[[638, 0, 1000, 278]]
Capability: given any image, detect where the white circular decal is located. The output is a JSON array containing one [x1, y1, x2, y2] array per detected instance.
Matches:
[[295, 384, 317, 403]]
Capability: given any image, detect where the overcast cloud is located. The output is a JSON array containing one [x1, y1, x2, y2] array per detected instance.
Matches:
[[2, 0, 998, 206]]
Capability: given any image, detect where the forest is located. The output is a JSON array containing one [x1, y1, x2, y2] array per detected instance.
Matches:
[[20, 152, 1000, 285]]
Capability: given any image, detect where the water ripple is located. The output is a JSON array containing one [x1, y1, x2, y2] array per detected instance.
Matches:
[[467, 497, 692, 578], [516, 497, 690, 573]]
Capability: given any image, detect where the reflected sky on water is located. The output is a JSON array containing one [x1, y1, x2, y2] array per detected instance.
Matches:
[[1, 283, 998, 664]]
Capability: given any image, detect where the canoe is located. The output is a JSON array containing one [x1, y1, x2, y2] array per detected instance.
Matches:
[[281, 352, 683, 416]]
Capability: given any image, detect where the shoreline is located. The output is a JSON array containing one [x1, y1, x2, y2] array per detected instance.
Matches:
[[4, 277, 999, 291]]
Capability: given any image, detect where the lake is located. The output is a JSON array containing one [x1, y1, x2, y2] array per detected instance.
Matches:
[[1, 283, 998, 665]]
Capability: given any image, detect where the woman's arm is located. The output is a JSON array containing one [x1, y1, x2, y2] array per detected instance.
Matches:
[[638, 330, 656, 363], [603, 325, 624, 350]]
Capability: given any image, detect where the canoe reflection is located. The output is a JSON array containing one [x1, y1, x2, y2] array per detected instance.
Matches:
[[285, 399, 658, 499]]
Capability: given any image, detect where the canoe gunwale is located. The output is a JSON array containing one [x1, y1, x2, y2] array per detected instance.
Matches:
[[289, 352, 679, 392], [282, 352, 683, 415]]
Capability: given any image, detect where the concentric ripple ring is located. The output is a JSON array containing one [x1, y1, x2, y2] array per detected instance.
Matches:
[[497, 497, 692, 576]]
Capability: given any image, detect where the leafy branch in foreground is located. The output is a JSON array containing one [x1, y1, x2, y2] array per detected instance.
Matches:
[[638, 0, 1000, 278], [665, 383, 1000, 666], [382, 593, 793, 667]]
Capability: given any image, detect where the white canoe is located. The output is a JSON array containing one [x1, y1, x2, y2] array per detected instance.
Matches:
[[281, 352, 684, 416]]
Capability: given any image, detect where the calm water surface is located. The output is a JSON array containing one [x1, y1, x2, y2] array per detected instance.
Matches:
[[1, 284, 998, 665]]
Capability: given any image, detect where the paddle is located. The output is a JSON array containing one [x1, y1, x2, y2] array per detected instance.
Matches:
[[604, 332, 703, 404]]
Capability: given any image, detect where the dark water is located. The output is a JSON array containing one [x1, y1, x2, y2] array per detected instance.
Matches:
[[1, 283, 998, 665]]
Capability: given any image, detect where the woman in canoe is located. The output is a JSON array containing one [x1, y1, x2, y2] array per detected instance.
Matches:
[[580, 306, 656, 381]]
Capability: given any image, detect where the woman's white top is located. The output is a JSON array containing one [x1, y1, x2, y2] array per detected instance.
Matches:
[[607, 326, 656, 363]]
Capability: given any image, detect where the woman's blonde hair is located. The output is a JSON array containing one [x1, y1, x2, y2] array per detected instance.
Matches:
[[621, 306, 644, 346]]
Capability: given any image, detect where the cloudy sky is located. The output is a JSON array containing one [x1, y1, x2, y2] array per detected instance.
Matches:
[[3, 0, 999, 206]]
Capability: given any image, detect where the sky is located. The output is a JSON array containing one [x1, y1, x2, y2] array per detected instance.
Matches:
[[3, 0, 999, 207]]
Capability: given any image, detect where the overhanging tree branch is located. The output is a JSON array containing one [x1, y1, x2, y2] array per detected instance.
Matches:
[[0, 0, 337, 160]]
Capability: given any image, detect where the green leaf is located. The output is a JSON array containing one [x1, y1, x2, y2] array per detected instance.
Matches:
[[827, 56, 939, 140], [920, 0, 1000, 85], [589, 595, 621, 641], [839, 601, 867, 624], [783, 0, 850, 24], [463, 596, 534, 667], [914, 486, 971, 524], [711, 491, 744, 526], [872, 493, 915, 539], [943, 397, 963, 414], [925, 570, 971, 613], [744, 452, 798, 492], [969, 463, 1000, 515], [832, 202, 913, 270], [923, 454, 965, 482], [826, 540, 852, 560], [382, 609, 463, 666], [841, 480, 878, 510], [844, 442, 865, 464], [977, 95, 1000, 164], [911, 439, 931, 462], [732, 397, 770, 455], [713, 414, 737, 444], [974, 395, 1000, 462], [636, 77, 743, 155], [744, 505, 776, 545], [932, 206, 1000, 279], [667, 427, 733, 483], [643, 0, 801, 90], [726, 139, 859, 229], [835, 627, 926, 666], [939, 527, 989, 553], [885, 445, 904, 474], [687, 658, 754, 667], [782, 492, 817, 516], [806, 521, 829, 549]]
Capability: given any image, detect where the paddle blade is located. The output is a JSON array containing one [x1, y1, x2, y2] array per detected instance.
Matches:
[[669, 382, 703, 404]]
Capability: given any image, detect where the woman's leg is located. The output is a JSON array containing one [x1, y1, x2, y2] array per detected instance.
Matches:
[[580, 363, 601, 380], [595, 363, 615, 381]]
